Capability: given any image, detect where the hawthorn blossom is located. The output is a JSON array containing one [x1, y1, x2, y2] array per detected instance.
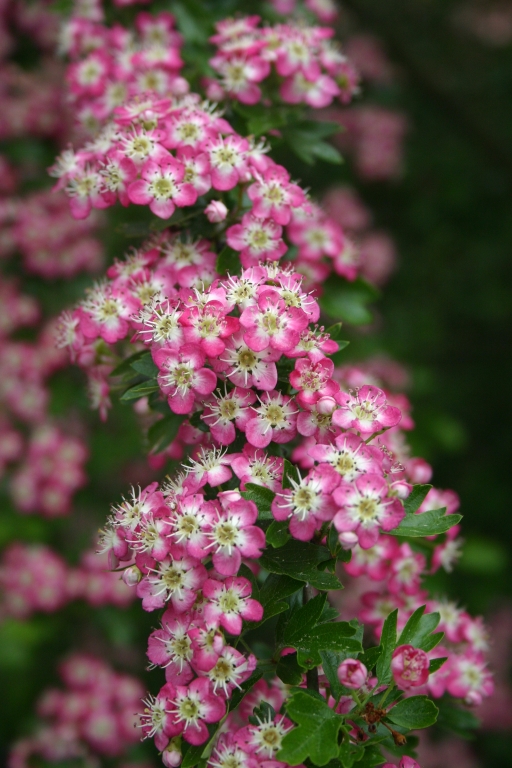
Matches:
[[333, 473, 405, 549], [203, 576, 263, 634], [391, 645, 430, 691]]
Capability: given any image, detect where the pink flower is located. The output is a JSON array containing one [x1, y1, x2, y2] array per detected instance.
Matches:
[[147, 615, 195, 685], [247, 166, 305, 225], [391, 644, 430, 691], [332, 384, 402, 435], [202, 387, 256, 445], [240, 290, 309, 353], [213, 331, 281, 391], [203, 576, 263, 634], [154, 343, 217, 414], [445, 651, 494, 705], [245, 391, 298, 448], [166, 678, 226, 745], [290, 357, 339, 408], [136, 548, 207, 612], [333, 473, 405, 549], [231, 445, 283, 491], [205, 200, 228, 222], [202, 491, 265, 575], [337, 659, 368, 689], [128, 156, 197, 219], [204, 134, 249, 191], [227, 214, 287, 266], [271, 467, 337, 541]]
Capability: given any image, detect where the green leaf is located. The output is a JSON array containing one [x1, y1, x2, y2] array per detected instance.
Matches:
[[276, 653, 304, 685], [216, 246, 241, 276], [398, 606, 443, 652], [266, 520, 290, 548], [130, 352, 159, 379], [435, 698, 480, 738], [325, 322, 343, 340], [282, 458, 296, 490], [111, 349, 150, 379], [279, 690, 345, 765], [241, 483, 275, 521], [120, 379, 159, 401], [294, 623, 362, 656], [404, 484, 432, 514], [257, 573, 302, 626], [359, 646, 382, 672], [320, 276, 379, 325], [283, 593, 327, 645], [429, 657, 448, 674], [310, 141, 343, 164], [386, 696, 439, 730], [376, 609, 398, 684], [259, 539, 342, 591], [338, 738, 364, 768], [319, 650, 346, 700], [390, 508, 462, 537], [147, 413, 183, 453]]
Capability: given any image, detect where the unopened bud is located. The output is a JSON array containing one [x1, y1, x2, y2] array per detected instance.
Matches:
[[337, 658, 368, 689], [122, 565, 142, 587], [205, 200, 228, 223]]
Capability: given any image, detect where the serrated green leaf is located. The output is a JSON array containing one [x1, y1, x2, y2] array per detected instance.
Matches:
[[279, 690, 345, 765], [283, 593, 327, 645], [120, 380, 159, 401], [256, 573, 302, 627], [386, 696, 439, 730], [216, 246, 241, 276], [266, 520, 290, 548], [404, 484, 432, 514], [338, 738, 364, 768], [295, 623, 362, 655], [130, 353, 159, 379], [147, 413, 183, 453], [326, 322, 343, 340], [241, 483, 275, 521], [390, 508, 462, 537], [319, 650, 346, 700], [259, 539, 342, 591], [359, 646, 382, 672], [376, 609, 398, 684], [398, 606, 442, 651], [111, 349, 150, 378], [276, 652, 304, 685]]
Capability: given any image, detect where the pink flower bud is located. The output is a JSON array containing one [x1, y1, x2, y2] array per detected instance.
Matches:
[[122, 565, 142, 587], [337, 658, 368, 689], [162, 738, 182, 767], [205, 200, 228, 223], [338, 531, 359, 549], [317, 396, 337, 415], [391, 644, 429, 690]]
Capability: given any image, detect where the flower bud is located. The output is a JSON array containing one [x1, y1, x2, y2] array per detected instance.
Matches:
[[205, 200, 228, 223], [122, 565, 142, 587], [162, 738, 182, 768], [337, 658, 368, 689], [391, 644, 429, 690], [338, 531, 359, 549]]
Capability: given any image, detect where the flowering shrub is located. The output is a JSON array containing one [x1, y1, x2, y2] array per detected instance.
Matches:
[[0, 1, 503, 768]]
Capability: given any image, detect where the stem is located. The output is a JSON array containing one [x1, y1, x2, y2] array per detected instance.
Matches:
[[303, 583, 320, 693], [378, 684, 395, 709]]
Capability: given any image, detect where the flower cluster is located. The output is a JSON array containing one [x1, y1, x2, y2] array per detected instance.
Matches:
[[9, 654, 144, 768], [0, 541, 135, 620], [0, 186, 104, 277], [10, 425, 88, 517], [206, 15, 359, 107], [61, 9, 187, 132]]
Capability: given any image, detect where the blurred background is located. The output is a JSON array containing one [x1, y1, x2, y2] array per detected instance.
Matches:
[[0, 0, 511, 766]]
